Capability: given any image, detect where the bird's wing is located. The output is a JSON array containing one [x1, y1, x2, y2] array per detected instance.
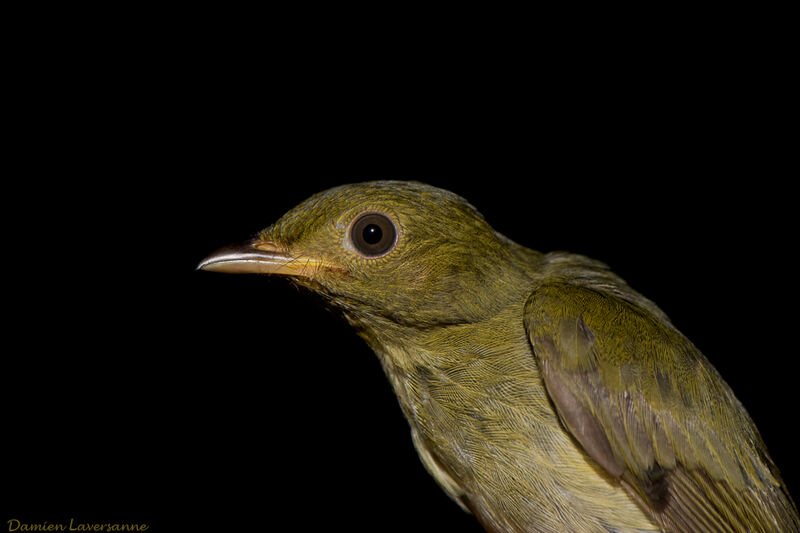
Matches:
[[524, 282, 798, 532]]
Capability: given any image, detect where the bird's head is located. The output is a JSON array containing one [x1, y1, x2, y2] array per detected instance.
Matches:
[[199, 181, 534, 333]]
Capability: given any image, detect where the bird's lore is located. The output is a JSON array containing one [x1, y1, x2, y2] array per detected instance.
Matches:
[[5, 519, 149, 532]]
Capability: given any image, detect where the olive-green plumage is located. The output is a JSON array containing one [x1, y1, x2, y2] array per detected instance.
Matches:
[[199, 181, 798, 533]]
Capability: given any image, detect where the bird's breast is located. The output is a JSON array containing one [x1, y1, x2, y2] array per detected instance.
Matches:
[[367, 307, 660, 532]]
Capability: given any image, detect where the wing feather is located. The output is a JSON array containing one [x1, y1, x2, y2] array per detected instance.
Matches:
[[524, 282, 798, 532]]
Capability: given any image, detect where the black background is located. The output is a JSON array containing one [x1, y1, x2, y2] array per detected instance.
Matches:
[[3, 8, 796, 533]]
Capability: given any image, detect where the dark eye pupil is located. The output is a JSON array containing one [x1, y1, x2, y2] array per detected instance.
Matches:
[[363, 224, 382, 244]]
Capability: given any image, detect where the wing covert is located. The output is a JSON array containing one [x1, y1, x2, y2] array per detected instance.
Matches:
[[524, 282, 798, 532]]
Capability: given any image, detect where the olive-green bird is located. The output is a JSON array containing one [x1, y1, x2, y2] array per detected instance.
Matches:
[[198, 181, 798, 533]]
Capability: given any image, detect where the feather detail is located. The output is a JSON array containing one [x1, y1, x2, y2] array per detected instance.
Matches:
[[526, 282, 799, 532]]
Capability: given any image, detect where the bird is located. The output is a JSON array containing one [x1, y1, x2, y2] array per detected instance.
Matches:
[[198, 181, 798, 532]]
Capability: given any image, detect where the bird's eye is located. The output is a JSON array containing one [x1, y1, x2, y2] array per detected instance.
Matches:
[[349, 212, 398, 258]]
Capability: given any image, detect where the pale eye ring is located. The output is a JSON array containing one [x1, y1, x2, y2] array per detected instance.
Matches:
[[348, 212, 398, 258]]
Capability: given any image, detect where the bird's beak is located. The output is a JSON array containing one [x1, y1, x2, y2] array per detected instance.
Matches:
[[197, 238, 337, 278]]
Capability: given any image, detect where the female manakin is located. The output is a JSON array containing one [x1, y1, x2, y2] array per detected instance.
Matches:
[[199, 181, 798, 533]]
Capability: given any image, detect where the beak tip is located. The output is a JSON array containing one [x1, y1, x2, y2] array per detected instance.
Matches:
[[196, 241, 259, 274]]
